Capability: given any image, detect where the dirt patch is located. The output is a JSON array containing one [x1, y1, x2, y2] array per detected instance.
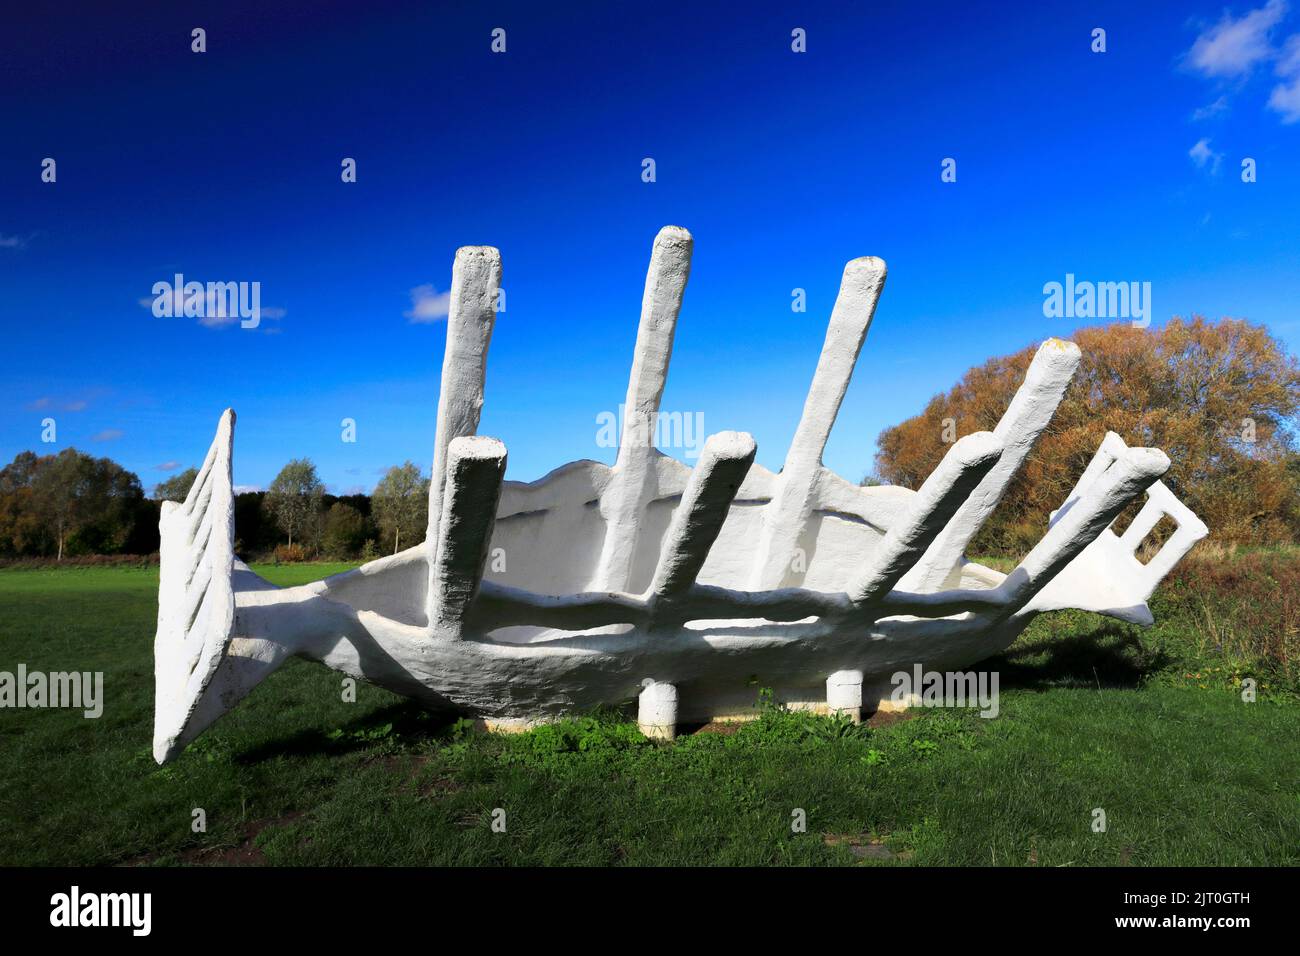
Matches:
[[373, 753, 462, 799], [123, 811, 306, 867], [418, 775, 463, 799], [824, 832, 914, 863], [687, 721, 744, 737], [864, 709, 917, 730]]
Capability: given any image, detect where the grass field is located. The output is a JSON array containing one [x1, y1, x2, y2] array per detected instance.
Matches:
[[0, 559, 1297, 866]]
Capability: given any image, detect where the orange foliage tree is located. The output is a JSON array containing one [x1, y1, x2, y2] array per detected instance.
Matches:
[[872, 317, 1300, 552]]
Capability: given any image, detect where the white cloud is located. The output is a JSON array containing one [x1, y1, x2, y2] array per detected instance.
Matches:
[[233, 484, 262, 495], [1181, 4, 1300, 128], [137, 289, 285, 328], [1269, 74, 1300, 117], [0, 234, 25, 249], [1187, 0, 1288, 78], [27, 396, 87, 412], [1279, 29, 1300, 70], [1269, 33, 1300, 120], [155, 460, 181, 471], [1192, 94, 1230, 119], [404, 283, 451, 323], [90, 428, 124, 442], [1189, 137, 1223, 172], [138, 289, 235, 328]]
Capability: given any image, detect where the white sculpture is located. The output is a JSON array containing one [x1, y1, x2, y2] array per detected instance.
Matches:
[[153, 226, 1208, 763]]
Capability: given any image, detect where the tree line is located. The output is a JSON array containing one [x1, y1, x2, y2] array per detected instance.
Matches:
[[0, 452, 431, 562]]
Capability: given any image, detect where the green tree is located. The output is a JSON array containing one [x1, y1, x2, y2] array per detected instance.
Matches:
[[0, 448, 144, 559], [322, 502, 366, 558], [264, 459, 324, 549], [153, 467, 198, 502], [372, 461, 429, 554]]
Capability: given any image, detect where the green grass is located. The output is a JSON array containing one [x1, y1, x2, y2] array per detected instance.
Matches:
[[0, 562, 1297, 866]]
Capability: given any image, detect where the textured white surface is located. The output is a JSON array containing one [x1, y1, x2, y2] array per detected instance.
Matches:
[[638, 680, 678, 740], [152, 410, 236, 763], [825, 670, 863, 721], [152, 228, 1209, 761]]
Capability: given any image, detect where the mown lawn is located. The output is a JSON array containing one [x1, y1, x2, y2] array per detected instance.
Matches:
[[0, 562, 1296, 866]]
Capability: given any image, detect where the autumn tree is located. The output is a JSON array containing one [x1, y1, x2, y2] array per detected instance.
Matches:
[[153, 467, 198, 502], [372, 461, 428, 554], [264, 458, 324, 549], [0, 452, 46, 555], [871, 317, 1300, 552], [0, 448, 144, 559]]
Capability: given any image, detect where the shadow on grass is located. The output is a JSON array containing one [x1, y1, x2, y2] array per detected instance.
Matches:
[[234, 620, 1171, 764], [233, 700, 458, 764], [981, 623, 1173, 692]]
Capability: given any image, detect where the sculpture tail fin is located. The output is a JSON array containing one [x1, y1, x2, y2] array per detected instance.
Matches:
[[153, 409, 241, 762], [1025, 432, 1209, 624]]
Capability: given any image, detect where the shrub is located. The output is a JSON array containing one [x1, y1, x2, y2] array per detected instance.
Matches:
[[273, 542, 308, 564], [1154, 547, 1300, 687]]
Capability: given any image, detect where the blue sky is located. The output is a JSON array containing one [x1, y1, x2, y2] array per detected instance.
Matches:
[[2, 0, 1298, 494]]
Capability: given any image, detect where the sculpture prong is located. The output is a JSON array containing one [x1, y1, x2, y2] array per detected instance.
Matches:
[[1049, 430, 1129, 526], [429, 436, 507, 639], [996, 445, 1171, 618], [649, 431, 756, 608], [899, 337, 1082, 592], [593, 225, 694, 592], [424, 246, 502, 624], [616, 225, 693, 465], [751, 256, 886, 588], [850, 431, 1002, 606], [1122, 481, 1208, 586]]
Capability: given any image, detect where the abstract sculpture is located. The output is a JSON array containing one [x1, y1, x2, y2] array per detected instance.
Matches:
[[152, 226, 1208, 763]]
